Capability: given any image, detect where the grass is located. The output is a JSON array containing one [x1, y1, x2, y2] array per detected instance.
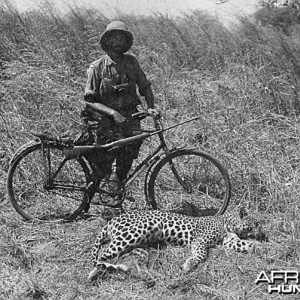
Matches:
[[1, 0, 300, 299]]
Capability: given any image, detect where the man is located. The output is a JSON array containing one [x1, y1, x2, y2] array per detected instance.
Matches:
[[83, 20, 156, 208]]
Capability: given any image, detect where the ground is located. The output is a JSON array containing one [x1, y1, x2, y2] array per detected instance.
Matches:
[[1, 198, 300, 300]]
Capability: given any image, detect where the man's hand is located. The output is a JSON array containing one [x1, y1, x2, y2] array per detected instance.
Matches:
[[111, 110, 126, 123], [147, 108, 159, 117]]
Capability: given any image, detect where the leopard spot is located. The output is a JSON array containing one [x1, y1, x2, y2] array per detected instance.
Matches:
[[178, 240, 185, 246], [122, 232, 129, 238]]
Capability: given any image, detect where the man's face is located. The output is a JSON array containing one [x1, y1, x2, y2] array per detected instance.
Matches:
[[107, 32, 127, 54]]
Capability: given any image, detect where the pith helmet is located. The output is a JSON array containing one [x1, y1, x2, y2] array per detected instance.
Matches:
[[100, 21, 134, 53]]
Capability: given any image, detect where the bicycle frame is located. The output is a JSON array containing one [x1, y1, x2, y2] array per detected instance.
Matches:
[[124, 143, 165, 187], [124, 115, 202, 189], [41, 145, 88, 192], [34, 114, 202, 197]]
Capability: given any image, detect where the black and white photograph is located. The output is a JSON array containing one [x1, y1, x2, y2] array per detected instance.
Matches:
[[1, 0, 300, 299]]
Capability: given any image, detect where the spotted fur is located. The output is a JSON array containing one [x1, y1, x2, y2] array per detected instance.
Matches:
[[88, 208, 261, 280]]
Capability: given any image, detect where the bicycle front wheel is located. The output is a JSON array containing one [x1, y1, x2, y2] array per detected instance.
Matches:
[[7, 142, 91, 222], [147, 149, 231, 216]]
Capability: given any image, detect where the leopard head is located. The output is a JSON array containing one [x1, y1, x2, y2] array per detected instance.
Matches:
[[224, 207, 268, 242]]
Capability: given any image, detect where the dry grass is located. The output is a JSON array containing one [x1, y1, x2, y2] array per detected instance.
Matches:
[[1, 1, 300, 299], [1, 202, 300, 299]]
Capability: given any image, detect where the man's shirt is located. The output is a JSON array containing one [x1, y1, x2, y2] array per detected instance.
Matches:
[[84, 54, 151, 112]]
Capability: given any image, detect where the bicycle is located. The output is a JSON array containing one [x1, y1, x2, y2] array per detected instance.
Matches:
[[7, 110, 231, 222]]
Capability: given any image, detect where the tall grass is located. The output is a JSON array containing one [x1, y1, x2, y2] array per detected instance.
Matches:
[[1, 0, 300, 219], [1, 0, 300, 298]]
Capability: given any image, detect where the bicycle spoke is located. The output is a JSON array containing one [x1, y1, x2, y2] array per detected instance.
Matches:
[[147, 149, 231, 216], [7, 143, 90, 222]]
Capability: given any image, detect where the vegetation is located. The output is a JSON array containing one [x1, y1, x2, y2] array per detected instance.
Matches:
[[1, 0, 300, 299]]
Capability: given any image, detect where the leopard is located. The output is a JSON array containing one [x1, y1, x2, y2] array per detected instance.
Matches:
[[88, 207, 263, 281]]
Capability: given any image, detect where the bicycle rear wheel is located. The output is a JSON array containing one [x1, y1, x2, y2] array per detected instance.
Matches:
[[147, 149, 231, 216], [7, 142, 91, 222]]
